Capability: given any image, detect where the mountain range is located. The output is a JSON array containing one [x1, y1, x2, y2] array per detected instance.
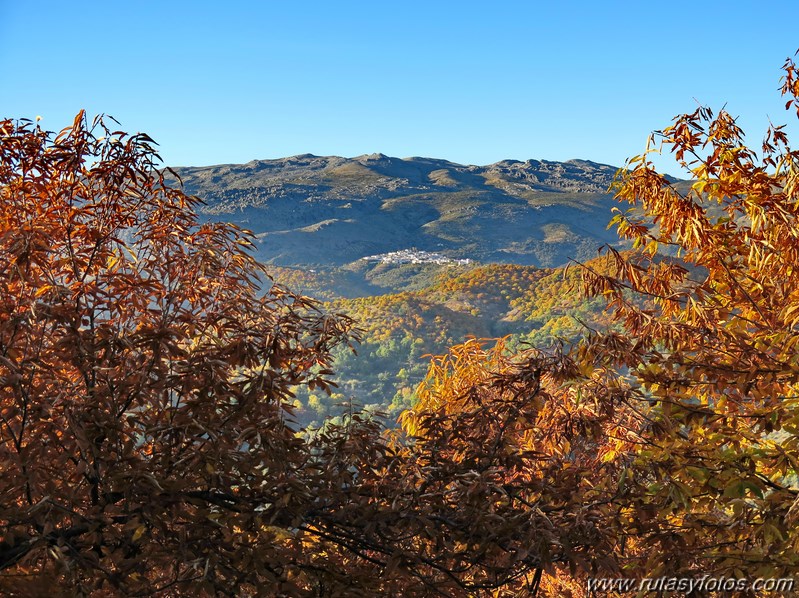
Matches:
[[173, 154, 628, 272]]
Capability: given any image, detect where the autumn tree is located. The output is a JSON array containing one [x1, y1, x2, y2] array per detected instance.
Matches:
[[396, 338, 636, 595], [393, 52, 799, 595], [0, 113, 371, 595], [566, 54, 799, 584]]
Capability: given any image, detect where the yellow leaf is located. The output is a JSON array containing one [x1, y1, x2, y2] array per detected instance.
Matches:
[[132, 525, 146, 542]]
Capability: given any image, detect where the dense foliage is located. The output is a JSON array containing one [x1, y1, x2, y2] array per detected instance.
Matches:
[[570, 56, 799, 579], [0, 113, 361, 594]]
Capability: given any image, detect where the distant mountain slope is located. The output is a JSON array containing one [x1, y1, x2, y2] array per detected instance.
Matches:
[[173, 154, 629, 268]]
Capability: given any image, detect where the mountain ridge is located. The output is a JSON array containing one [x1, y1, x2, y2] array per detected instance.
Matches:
[[172, 153, 632, 270]]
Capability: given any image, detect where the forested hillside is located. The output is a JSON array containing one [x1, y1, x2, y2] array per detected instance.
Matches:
[[277, 259, 617, 426]]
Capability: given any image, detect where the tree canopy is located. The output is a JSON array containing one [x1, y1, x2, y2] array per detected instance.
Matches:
[[399, 52, 799, 592], [0, 112, 359, 595], [571, 55, 799, 581]]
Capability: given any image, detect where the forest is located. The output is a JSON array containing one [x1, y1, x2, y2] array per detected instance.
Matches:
[[1, 56, 799, 596], [279, 261, 617, 427]]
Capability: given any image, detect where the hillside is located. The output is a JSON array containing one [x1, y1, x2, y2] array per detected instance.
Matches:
[[286, 258, 619, 427], [174, 154, 629, 269]]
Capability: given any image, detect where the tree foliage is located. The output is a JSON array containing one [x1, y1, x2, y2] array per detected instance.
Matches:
[[0, 112, 362, 595], [398, 338, 632, 593], [401, 51, 799, 592], [569, 54, 799, 581]]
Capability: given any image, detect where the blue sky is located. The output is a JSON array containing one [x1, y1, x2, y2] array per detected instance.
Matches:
[[1, 1, 796, 174]]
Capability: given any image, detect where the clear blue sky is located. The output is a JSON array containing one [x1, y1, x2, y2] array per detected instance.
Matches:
[[1, 1, 796, 174]]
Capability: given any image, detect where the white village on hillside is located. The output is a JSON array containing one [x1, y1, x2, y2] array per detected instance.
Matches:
[[361, 248, 473, 266]]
